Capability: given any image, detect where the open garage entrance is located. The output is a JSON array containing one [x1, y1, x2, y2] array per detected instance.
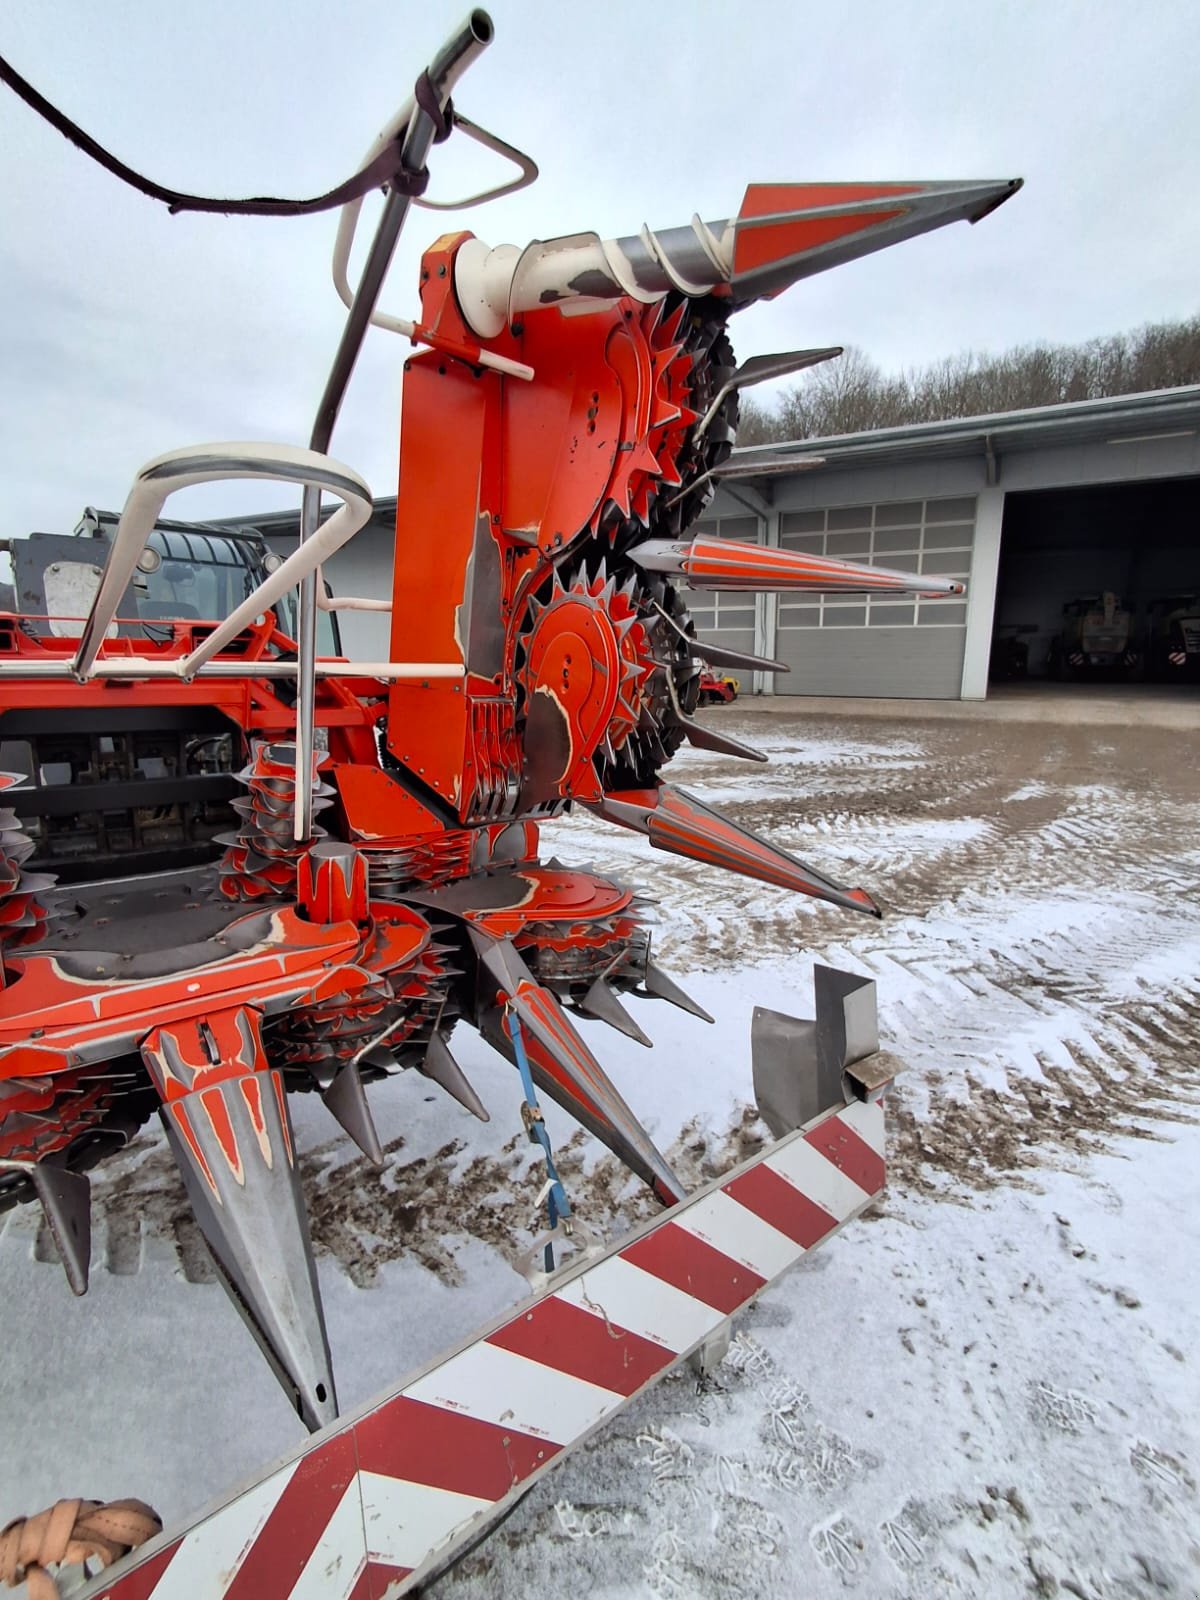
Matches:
[[990, 475, 1200, 688]]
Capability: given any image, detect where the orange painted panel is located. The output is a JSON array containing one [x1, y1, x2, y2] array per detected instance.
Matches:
[[735, 183, 918, 274], [386, 354, 490, 804]]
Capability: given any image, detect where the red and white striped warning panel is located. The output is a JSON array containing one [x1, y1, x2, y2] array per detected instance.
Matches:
[[85, 1096, 886, 1600]]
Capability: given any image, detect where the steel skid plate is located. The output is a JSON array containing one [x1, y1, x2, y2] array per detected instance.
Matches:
[[752, 964, 882, 1138], [80, 1087, 888, 1600]]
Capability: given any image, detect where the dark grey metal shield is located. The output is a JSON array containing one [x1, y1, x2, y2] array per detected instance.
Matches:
[[752, 965, 879, 1137]]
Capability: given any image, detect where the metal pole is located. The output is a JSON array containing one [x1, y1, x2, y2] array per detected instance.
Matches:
[[294, 10, 493, 838]]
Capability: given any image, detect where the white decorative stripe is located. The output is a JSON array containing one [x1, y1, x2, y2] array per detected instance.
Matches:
[[360, 1472, 491, 1572], [766, 1136, 871, 1221], [148, 1461, 297, 1599], [404, 1338, 624, 1444], [674, 1189, 805, 1280], [556, 1255, 726, 1354], [286, 1479, 366, 1600], [837, 1098, 886, 1158]]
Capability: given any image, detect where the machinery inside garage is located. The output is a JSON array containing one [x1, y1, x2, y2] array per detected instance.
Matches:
[[992, 476, 1200, 686]]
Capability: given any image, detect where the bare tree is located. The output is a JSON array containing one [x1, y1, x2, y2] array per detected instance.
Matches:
[[736, 313, 1200, 443]]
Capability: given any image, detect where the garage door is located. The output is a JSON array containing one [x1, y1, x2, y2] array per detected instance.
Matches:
[[774, 496, 976, 698]]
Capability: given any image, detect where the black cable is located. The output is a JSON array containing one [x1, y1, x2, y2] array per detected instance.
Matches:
[[0, 52, 454, 216]]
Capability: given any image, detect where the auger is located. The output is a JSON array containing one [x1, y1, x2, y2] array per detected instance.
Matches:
[[0, 12, 1019, 1592]]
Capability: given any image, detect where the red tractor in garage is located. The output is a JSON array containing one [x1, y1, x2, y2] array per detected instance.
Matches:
[[698, 669, 740, 705]]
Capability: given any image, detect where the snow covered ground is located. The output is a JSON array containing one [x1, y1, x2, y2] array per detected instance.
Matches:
[[2, 703, 1198, 1596]]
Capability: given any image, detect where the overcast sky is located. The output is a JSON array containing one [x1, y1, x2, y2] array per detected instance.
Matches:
[[2, 0, 1197, 533]]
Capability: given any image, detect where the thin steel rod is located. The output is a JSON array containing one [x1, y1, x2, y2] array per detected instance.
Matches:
[[0, 658, 463, 681], [294, 11, 493, 840]]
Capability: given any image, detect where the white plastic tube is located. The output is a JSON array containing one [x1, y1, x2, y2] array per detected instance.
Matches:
[[74, 443, 373, 680]]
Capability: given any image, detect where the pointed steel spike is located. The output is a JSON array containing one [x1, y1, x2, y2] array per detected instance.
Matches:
[[587, 784, 882, 918], [678, 716, 768, 764], [632, 535, 963, 598], [484, 980, 685, 1203], [468, 926, 533, 995], [640, 959, 715, 1023], [465, 930, 683, 1199], [649, 599, 789, 674], [579, 977, 653, 1047], [692, 638, 789, 674], [359, 1043, 403, 1075], [156, 1068, 337, 1433], [31, 1160, 91, 1295], [693, 347, 842, 440], [420, 1032, 489, 1122], [323, 1061, 385, 1166]]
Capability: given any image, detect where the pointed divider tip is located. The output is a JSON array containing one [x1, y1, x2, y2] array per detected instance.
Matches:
[[157, 1069, 338, 1434], [420, 1031, 490, 1122], [639, 959, 715, 1024], [578, 976, 653, 1047], [679, 716, 767, 764], [323, 1060, 385, 1166], [32, 1160, 91, 1296]]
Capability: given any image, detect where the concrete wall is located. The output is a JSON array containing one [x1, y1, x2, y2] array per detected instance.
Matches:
[[999, 432, 1200, 492]]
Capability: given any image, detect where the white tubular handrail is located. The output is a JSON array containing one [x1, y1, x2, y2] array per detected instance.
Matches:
[[330, 97, 415, 335], [0, 658, 461, 681], [317, 590, 392, 614], [70, 443, 373, 681], [329, 102, 534, 383]]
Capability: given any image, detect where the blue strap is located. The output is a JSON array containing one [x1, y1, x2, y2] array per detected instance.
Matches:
[[509, 1007, 572, 1270]]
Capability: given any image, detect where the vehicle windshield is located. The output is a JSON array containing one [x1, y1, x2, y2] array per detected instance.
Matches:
[[134, 529, 257, 621], [8, 523, 342, 654]]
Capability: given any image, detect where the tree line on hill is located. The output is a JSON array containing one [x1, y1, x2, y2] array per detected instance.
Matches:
[[735, 312, 1200, 445]]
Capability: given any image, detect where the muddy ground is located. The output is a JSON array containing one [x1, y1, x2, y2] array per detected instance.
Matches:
[[4, 701, 1199, 1599], [42, 703, 1200, 1296]]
